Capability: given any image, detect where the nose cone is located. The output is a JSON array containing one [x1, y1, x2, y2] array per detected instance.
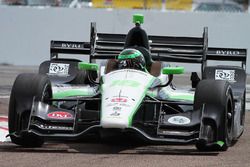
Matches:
[[101, 93, 144, 129], [100, 69, 155, 129]]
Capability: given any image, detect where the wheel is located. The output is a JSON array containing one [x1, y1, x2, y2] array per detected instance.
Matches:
[[194, 79, 234, 151], [8, 73, 52, 147]]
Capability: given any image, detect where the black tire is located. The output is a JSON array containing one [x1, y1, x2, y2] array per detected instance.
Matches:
[[9, 73, 52, 147], [194, 80, 234, 151]]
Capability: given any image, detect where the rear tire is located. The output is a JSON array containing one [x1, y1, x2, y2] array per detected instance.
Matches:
[[9, 73, 52, 147], [194, 80, 234, 151]]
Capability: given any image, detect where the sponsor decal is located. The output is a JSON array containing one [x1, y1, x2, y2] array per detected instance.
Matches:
[[215, 69, 235, 81], [39, 124, 73, 130], [168, 116, 191, 125], [111, 97, 127, 102], [106, 103, 130, 107], [106, 103, 117, 107], [47, 111, 73, 119], [49, 63, 69, 76], [216, 50, 240, 55], [119, 103, 130, 107], [110, 111, 121, 117], [61, 43, 82, 48], [109, 107, 122, 117], [113, 106, 121, 111]]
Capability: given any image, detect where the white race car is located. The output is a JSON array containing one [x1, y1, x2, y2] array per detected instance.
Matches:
[[8, 14, 247, 151]]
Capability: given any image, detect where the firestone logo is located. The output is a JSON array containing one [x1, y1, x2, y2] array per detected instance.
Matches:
[[47, 111, 73, 119]]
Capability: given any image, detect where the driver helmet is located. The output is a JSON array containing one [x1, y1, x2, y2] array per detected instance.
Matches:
[[117, 48, 146, 71]]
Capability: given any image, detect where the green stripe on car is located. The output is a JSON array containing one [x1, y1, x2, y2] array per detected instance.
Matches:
[[110, 80, 140, 88], [53, 89, 90, 99], [168, 94, 194, 101]]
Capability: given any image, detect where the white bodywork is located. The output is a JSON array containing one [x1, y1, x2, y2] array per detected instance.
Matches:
[[101, 69, 155, 129]]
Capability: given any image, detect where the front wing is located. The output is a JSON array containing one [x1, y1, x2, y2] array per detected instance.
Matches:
[[10, 97, 211, 145]]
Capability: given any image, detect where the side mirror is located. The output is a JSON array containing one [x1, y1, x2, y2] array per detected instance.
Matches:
[[78, 62, 99, 71], [162, 67, 184, 75]]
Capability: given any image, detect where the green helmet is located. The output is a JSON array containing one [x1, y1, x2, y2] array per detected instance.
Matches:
[[117, 49, 146, 71]]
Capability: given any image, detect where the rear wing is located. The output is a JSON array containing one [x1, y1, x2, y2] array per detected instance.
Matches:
[[50, 22, 247, 71]]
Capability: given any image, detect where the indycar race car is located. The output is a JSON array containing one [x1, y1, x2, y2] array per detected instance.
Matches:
[[8, 14, 247, 151]]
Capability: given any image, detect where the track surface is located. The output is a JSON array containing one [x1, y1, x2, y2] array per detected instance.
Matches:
[[0, 65, 250, 167]]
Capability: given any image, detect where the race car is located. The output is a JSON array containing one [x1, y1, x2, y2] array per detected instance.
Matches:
[[8, 14, 247, 151]]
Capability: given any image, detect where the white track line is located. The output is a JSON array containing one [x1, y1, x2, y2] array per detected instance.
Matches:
[[0, 95, 10, 99], [0, 116, 10, 142]]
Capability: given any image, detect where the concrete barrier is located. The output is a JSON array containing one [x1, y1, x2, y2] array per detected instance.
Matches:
[[0, 6, 249, 73]]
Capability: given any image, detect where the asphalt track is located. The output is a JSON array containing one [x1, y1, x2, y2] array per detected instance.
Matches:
[[0, 65, 250, 167]]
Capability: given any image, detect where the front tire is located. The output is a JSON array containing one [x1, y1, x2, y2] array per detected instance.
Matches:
[[9, 73, 52, 147], [194, 80, 234, 151]]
